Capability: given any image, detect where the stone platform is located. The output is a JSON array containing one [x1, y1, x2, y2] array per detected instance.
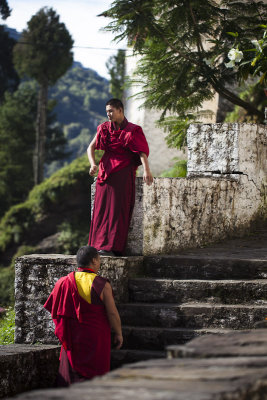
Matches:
[[0, 344, 60, 398], [13, 329, 267, 400]]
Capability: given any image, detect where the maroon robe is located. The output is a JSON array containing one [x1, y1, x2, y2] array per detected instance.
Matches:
[[44, 271, 111, 384], [89, 118, 149, 254]]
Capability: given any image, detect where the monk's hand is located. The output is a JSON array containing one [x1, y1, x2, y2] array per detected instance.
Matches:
[[89, 164, 98, 176], [143, 169, 153, 186], [114, 333, 123, 350]]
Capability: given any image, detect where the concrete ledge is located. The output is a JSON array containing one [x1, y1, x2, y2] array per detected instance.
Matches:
[[15, 254, 143, 344], [0, 344, 60, 398]]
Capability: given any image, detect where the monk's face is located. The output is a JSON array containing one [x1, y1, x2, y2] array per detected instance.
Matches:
[[106, 105, 124, 123]]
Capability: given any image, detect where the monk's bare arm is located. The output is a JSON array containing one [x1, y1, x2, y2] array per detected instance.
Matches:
[[87, 135, 98, 176], [102, 282, 123, 349], [140, 152, 153, 185]]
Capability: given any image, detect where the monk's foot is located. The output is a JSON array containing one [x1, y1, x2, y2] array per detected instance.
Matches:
[[98, 250, 115, 256]]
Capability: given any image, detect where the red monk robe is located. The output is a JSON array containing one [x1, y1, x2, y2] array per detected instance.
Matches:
[[88, 118, 149, 254], [44, 270, 111, 385]]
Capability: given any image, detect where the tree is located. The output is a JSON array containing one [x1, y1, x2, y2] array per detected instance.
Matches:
[[0, 0, 11, 20], [13, 7, 73, 184], [106, 49, 125, 99], [0, 26, 19, 102], [100, 0, 267, 148], [0, 83, 67, 217]]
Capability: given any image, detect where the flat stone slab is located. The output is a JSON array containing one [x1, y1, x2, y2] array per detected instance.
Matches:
[[167, 329, 267, 359], [14, 356, 267, 400], [0, 344, 60, 398]]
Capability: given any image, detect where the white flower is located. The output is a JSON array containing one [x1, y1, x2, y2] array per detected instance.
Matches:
[[251, 39, 262, 52], [227, 48, 243, 62]]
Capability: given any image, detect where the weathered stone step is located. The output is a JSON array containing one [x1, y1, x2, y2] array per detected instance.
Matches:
[[129, 278, 267, 304], [166, 329, 267, 359], [111, 349, 165, 370], [143, 256, 267, 280], [118, 303, 267, 329], [121, 326, 232, 351]]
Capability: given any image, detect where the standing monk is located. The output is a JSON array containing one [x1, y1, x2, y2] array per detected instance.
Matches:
[[44, 246, 123, 386], [88, 98, 153, 256]]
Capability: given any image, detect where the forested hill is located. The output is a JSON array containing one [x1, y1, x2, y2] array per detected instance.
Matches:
[[4, 26, 110, 175], [48, 61, 110, 175]]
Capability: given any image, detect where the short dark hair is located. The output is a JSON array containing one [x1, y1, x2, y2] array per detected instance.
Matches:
[[76, 246, 98, 267], [106, 98, 124, 110]]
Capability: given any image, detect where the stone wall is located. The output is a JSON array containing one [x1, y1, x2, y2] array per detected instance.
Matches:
[[143, 175, 265, 255], [15, 254, 143, 344], [187, 123, 267, 181], [122, 123, 267, 255]]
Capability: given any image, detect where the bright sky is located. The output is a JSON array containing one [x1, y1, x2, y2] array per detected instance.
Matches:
[[1, 0, 127, 79]]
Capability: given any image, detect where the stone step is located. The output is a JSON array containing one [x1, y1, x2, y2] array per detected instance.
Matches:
[[121, 326, 233, 351], [166, 329, 267, 359], [111, 349, 165, 370], [143, 256, 267, 280], [118, 303, 267, 329], [129, 278, 267, 304]]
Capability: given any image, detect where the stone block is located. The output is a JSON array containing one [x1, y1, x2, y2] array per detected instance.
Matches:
[[0, 344, 60, 398], [187, 123, 267, 181], [14, 254, 143, 344]]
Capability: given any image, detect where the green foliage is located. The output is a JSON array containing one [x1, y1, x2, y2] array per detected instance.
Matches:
[[101, 0, 267, 147], [106, 49, 126, 99], [0, 308, 15, 344], [157, 116, 192, 149], [13, 7, 73, 86], [0, 25, 19, 101], [0, 246, 35, 306], [225, 83, 266, 122], [0, 82, 67, 218], [226, 26, 267, 85], [0, 0, 11, 19], [0, 267, 14, 306], [0, 155, 94, 254], [58, 221, 89, 255], [159, 159, 187, 178], [13, 7, 74, 184]]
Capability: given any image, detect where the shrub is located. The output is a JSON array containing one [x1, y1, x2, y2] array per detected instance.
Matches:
[[160, 159, 187, 178], [0, 308, 15, 344]]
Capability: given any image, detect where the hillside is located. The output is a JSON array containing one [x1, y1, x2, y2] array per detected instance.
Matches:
[[48, 62, 110, 174], [0, 154, 100, 305], [4, 26, 110, 176]]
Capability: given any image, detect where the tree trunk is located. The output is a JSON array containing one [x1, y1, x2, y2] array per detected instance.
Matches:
[[33, 83, 48, 185]]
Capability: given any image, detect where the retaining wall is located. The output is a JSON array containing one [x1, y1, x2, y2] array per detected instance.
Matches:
[[121, 123, 267, 255], [14, 254, 143, 344]]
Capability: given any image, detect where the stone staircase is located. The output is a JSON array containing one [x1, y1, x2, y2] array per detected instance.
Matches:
[[112, 253, 267, 368]]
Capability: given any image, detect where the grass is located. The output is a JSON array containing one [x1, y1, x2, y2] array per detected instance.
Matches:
[[0, 308, 15, 344]]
